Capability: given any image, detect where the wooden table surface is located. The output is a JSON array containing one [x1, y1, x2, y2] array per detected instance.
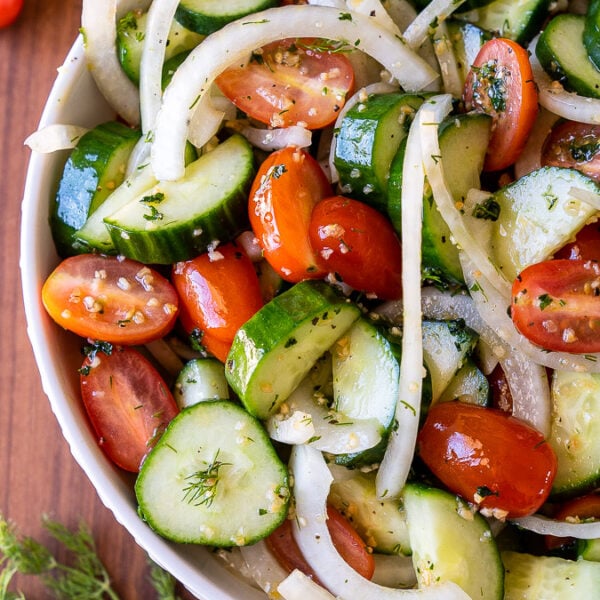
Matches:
[[0, 2, 195, 598]]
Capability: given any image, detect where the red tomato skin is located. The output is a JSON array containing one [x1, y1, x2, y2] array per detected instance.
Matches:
[[0, 0, 23, 28], [463, 38, 538, 172], [487, 363, 513, 414], [511, 259, 600, 354], [41, 254, 179, 345], [265, 506, 375, 581], [215, 38, 354, 129], [417, 402, 557, 518], [172, 243, 264, 362], [553, 222, 600, 262], [545, 491, 600, 551], [541, 120, 600, 183], [309, 196, 403, 299], [249, 147, 331, 282], [80, 346, 179, 472]]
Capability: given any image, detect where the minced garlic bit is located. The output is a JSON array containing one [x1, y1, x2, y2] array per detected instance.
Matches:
[[117, 277, 131, 291], [135, 266, 155, 291]]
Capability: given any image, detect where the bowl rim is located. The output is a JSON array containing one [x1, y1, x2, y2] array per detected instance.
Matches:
[[19, 35, 266, 600]]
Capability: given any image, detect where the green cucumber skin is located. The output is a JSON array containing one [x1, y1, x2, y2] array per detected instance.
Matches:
[[446, 20, 491, 84], [104, 134, 255, 264], [585, 0, 600, 70], [175, 0, 278, 35], [335, 93, 426, 212], [537, 14, 600, 99], [174, 358, 230, 409], [135, 400, 289, 546], [225, 280, 361, 420], [51, 121, 140, 256]]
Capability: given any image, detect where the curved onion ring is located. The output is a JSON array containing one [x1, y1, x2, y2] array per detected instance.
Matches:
[[512, 514, 600, 539]]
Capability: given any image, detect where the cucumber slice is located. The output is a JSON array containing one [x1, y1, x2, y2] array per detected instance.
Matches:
[[51, 121, 140, 256], [175, 0, 278, 35], [422, 319, 478, 403], [438, 358, 490, 406], [446, 20, 491, 85], [403, 483, 503, 600], [334, 93, 426, 212], [116, 9, 204, 85], [490, 167, 600, 282], [455, 0, 550, 44], [135, 400, 289, 546], [548, 370, 600, 498], [579, 538, 600, 562], [502, 551, 600, 598], [329, 470, 411, 556], [225, 280, 361, 419], [173, 358, 230, 409], [537, 14, 600, 99], [104, 134, 255, 264], [331, 317, 398, 429], [584, 0, 600, 70]]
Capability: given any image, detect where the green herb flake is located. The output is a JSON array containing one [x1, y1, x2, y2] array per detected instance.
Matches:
[[472, 197, 500, 221]]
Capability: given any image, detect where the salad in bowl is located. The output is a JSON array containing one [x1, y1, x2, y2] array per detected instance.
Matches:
[[21, 0, 600, 597]]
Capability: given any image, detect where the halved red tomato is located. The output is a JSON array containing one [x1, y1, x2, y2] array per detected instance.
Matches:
[[511, 259, 600, 353], [172, 243, 264, 362], [41, 254, 179, 345], [249, 146, 331, 282], [418, 402, 557, 519], [463, 38, 538, 172], [309, 195, 403, 299], [266, 506, 375, 581], [553, 222, 600, 262], [80, 345, 179, 472], [216, 38, 354, 129]]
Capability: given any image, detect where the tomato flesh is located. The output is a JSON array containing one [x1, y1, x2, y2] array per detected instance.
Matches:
[[265, 506, 375, 581], [172, 243, 264, 362], [553, 222, 600, 262], [418, 402, 557, 518], [216, 38, 354, 129], [42, 254, 179, 345], [309, 195, 403, 299], [80, 346, 179, 472], [463, 38, 538, 172], [511, 259, 600, 354], [249, 146, 331, 282]]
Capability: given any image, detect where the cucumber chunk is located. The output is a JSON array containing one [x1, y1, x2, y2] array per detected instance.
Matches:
[[51, 121, 140, 256], [104, 134, 255, 264], [329, 470, 411, 556], [548, 370, 600, 498], [334, 93, 426, 211], [446, 20, 491, 85], [175, 0, 277, 35], [490, 167, 600, 282], [174, 358, 230, 409], [503, 551, 600, 598], [438, 359, 490, 406], [537, 13, 600, 99], [584, 0, 600, 70], [225, 281, 361, 419], [404, 483, 503, 600], [135, 400, 289, 546]]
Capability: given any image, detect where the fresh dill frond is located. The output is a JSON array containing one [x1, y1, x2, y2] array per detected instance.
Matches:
[[148, 561, 182, 600]]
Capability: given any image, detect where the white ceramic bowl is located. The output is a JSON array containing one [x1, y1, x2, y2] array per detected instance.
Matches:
[[20, 36, 266, 600]]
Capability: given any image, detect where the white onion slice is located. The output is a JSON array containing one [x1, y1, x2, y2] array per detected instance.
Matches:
[[267, 410, 316, 445], [431, 20, 463, 98], [514, 108, 559, 179], [152, 4, 439, 181], [402, 0, 467, 50], [512, 514, 600, 539], [278, 569, 338, 600], [239, 540, 289, 596], [24, 124, 89, 153], [291, 445, 472, 599], [375, 99, 432, 501], [238, 124, 312, 151], [346, 0, 402, 35], [529, 36, 600, 125], [81, 0, 141, 125], [569, 187, 600, 211]]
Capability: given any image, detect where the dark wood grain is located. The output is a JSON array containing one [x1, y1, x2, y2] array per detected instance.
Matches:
[[0, 2, 194, 598]]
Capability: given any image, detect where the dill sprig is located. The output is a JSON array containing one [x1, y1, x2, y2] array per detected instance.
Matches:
[[182, 449, 230, 508]]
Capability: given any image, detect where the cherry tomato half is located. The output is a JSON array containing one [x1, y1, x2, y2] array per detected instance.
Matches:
[[172, 243, 264, 362], [541, 120, 600, 183], [553, 222, 600, 262], [0, 0, 23, 28], [80, 346, 179, 472], [417, 402, 557, 519], [309, 196, 403, 299], [42, 254, 179, 345], [511, 259, 600, 354], [249, 146, 331, 282], [265, 506, 375, 581], [463, 38, 538, 172], [545, 492, 600, 551], [216, 38, 354, 129]]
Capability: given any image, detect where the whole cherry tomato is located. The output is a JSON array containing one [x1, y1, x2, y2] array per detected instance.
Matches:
[[309, 195, 403, 299], [0, 0, 23, 28], [418, 402, 557, 518]]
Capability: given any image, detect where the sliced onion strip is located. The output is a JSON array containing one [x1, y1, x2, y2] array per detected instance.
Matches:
[[402, 0, 467, 50], [24, 124, 89, 153], [278, 569, 338, 600], [239, 540, 289, 596], [152, 4, 439, 181], [512, 514, 600, 539], [237, 124, 312, 151]]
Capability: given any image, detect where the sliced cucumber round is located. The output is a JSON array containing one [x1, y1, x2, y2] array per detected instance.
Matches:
[[584, 0, 600, 70], [173, 358, 230, 409], [135, 400, 289, 546]]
